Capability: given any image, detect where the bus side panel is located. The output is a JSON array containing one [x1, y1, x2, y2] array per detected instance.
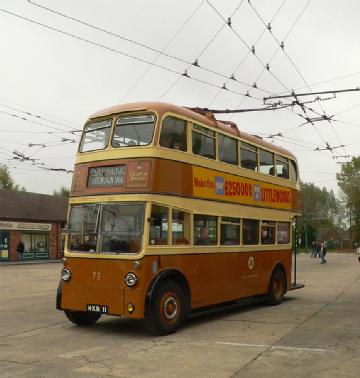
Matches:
[[159, 249, 292, 309], [257, 249, 292, 294], [159, 254, 218, 308]]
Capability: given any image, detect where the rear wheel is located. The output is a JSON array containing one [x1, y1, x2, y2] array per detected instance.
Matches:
[[268, 269, 285, 306], [64, 310, 101, 326], [145, 280, 187, 335]]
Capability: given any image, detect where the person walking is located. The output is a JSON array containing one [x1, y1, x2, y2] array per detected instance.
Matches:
[[322, 240, 327, 263], [16, 240, 25, 261], [311, 240, 316, 257], [315, 241, 321, 258], [320, 241, 327, 264]]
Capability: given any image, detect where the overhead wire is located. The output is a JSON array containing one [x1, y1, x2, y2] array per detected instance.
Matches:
[[157, 0, 251, 100], [24, 1, 269, 99], [0, 96, 80, 129], [206, 0, 292, 94], [248, 0, 350, 159], [207, 0, 287, 107], [0, 102, 81, 132]]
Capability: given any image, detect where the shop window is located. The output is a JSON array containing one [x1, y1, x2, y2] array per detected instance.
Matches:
[[277, 222, 290, 244], [242, 219, 259, 245], [220, 217, 240, 245], [193, 214, 217, 245], [159, 116, 187, 151], [149, 205, 169, 245], [240, 142, 258, 171], [218, 134, 238, 165], [259, 149, 274, 175], [275, 155, 289, 179], [21, 233, 48, 253], [192, 124, 216, 159], [261, 221, 276, 244], [172, 209, 191, 245]]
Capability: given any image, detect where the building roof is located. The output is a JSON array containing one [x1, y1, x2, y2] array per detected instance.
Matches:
[[0, 189, 68, 222], [316, 227, 350, 241]]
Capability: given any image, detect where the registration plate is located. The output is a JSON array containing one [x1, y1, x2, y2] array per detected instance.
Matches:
[[87, 304, 108, 314]]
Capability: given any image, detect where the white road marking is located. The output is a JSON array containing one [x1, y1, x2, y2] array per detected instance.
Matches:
[[216, 342, 269, 348], [216, 342, 325, 353]]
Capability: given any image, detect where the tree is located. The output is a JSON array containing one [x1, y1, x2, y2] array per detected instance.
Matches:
[[336, 156, 360, 245], [300, 182, 345, 249], [0, 165, 26, 191], [53, 185, 70, 197]]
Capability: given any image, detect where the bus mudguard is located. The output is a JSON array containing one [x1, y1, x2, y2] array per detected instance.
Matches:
[[145, 268, 191, 314]]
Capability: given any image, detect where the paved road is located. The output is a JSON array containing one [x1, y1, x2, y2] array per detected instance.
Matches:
[[0, 253, 360, 377]]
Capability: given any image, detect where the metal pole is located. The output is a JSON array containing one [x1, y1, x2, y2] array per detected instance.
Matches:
[[294, 218, 297, 286]]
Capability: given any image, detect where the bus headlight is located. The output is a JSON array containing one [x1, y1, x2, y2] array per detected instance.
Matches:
[[125, 272, 137, 287], [61, 268, 71, 281]]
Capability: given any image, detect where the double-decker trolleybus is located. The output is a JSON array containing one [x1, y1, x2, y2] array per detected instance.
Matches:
[[57, 102, 304, 334]]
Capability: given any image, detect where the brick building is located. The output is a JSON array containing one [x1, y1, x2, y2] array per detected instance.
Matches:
[[316, 227, 351, 251], [0, 189, 68, 261]]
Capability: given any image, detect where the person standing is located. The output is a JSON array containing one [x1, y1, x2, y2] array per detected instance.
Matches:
[[322, 240, 327, 263], [311, 240, 316, 257], [320, 241, 327, 264], [16, 240, 25, 261]]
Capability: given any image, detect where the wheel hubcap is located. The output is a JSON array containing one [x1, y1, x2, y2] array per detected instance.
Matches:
[[163, 296, 178, 320]]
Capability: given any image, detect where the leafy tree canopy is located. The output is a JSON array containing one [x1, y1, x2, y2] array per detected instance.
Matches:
[[53, 185, 70, 197], [0, 165, 26, 191], [336, 156, 360, 243]]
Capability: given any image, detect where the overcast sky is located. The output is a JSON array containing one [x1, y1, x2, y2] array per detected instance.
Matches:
[[1, 0, 360, 195]]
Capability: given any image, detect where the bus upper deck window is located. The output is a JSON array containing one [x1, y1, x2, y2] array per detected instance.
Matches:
[[218, 134, 238, 165], [240, 142, 258, 171], [192, 124, 216, 159], [112, 114, 155, 148], [275, 155, 289, 179], [80, 119, 112, 152], [160, 116, 187, 151], [289, 159, 298, 181], [259, 149, 274, 175]]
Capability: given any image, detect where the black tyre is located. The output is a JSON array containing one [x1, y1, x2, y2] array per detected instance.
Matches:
[[64, 310, 101, 326], [145, 280, 187, 335], [268, 269, 286, 306]]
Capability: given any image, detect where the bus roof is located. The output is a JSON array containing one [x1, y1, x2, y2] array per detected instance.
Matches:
[[89, 102, 296, 160]]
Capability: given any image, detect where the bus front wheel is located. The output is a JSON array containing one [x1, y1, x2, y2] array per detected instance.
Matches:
[[64, 310, 101, 326], [268, 269, 285, 306], [145, 280, 186, 335]]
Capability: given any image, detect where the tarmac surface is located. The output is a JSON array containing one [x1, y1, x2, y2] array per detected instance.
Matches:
[[0, 253, 360, 377]]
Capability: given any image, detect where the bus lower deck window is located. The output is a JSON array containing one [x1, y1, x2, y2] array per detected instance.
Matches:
[[194, 215, 217, 245]]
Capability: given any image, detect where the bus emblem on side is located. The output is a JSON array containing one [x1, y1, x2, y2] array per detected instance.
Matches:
[[253, 184, 261, 201], [215, 176, 224, 195], [248, 256, 255, 270]]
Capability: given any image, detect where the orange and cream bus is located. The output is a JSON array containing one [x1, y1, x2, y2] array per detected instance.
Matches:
[[57, 102, 303, 334]]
